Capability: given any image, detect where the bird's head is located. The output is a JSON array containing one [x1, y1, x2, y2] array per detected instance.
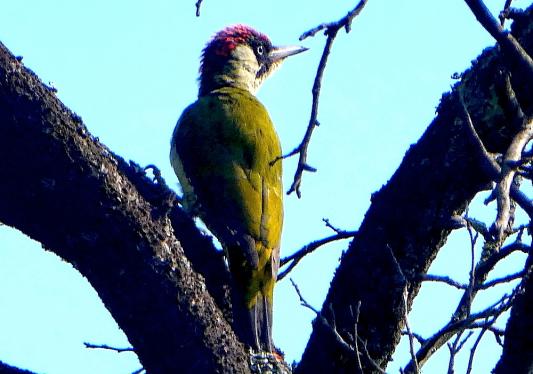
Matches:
[[199, 24, 307, 96]]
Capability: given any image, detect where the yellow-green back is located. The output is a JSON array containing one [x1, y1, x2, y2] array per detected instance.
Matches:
[[170, 86, 283, 258]]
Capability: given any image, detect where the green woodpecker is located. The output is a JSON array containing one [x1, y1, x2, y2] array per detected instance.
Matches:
[[170, 25, 306, 352]]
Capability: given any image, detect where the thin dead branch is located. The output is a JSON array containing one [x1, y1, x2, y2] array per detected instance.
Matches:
[[479, 270, 524, 289], [447, 330, 474, 374], [278, 230, 356, 281], [422, 274, 466, 290], [401, 331, 426, 346], [279, 0, 368, 197], [403, 290, 419, 374], [84, 342, 135, 353], [404, 236, 527, 373], [466, 317, 496, 374], [404, 288, 518, 373], [322, 218, 349, 234], [290, 279, 385, 373], [499, 0, 514, 26], [195, 0, 203, 16], [352, 301, 363, 373]]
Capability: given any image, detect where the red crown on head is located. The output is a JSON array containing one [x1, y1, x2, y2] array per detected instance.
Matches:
[[199, 25, 271, 95], [209, 24, 270, 56]]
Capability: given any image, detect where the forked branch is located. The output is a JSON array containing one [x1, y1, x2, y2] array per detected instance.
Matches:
[[281, 0, 368, 197]]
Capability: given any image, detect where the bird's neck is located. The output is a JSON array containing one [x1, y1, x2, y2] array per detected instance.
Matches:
[[200, 45, 262, 96]]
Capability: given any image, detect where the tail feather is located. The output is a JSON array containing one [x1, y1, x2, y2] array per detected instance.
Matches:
[[226, 240, 277, 352], [231, 289, 273, 352], [254, 292, 273, 352]]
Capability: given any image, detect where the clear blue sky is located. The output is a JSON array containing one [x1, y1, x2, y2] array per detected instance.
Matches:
[[0, 0, 528, 373]]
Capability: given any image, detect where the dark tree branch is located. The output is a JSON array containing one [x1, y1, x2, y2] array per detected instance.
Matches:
[[0, 361, 35, 374], [83, 342, 135, 353], [464, 0, 533, 83], [402, 290, 419, 374], [352, 301, 363, 373], [290, 279, 385, 373], [0, 41, 249, 374], [195, 0, 203, 16], [296, 7, 533, 372], [499, 0, 514, 26], [493, 249, 533, 373], [493, 116, 533, 241], [447, 330, 474, 374], [323, 217, 350, 234], [278, 230, 356, 281], [401, 331, 426, 346], [405, 239, 528, 372], [280, 0, 368, 197], [459, 88, 533, 224], [405, 289, 518, 373], [423, 269, 523, 290], [466, 317, 496, 374], [422, 274, 467, 289], [479, 270, 524, 289]]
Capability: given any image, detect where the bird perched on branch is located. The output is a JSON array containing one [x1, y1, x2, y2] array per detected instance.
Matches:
[[170, 25, 306, 352]]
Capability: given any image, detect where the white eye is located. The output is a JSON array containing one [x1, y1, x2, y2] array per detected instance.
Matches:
[[256, 45, 264, 55]]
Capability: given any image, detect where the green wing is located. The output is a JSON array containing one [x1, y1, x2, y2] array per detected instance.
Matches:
[[170, 87, 283, 259]]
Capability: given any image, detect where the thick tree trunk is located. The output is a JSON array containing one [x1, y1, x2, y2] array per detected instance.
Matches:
[[296, 6, 533, 373], [493, 250, 533, 374], [1, 5, 532, 374], [0, 42, 248, 374]]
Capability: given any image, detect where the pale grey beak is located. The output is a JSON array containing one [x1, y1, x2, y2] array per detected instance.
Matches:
[[269, 45, 308, 63]]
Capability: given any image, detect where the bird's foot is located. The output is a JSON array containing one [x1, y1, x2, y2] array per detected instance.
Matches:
[[249, 348, 291, 374]]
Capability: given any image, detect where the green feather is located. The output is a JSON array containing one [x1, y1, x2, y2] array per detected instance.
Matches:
[[170, 86, 282, 351]]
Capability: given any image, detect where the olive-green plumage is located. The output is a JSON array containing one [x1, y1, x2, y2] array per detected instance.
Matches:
[[171, 86, 282, 350], [170, 25, 306, 352]]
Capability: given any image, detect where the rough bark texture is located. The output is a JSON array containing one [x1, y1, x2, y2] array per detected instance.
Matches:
[[296, 7, 533, 374], [1, 5, 532, 374], [0, 361, 35, 374], [0, 42, 248, 374], [493, 250, 533, 374]]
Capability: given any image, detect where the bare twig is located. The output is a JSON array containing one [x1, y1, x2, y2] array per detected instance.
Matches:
[[402, 331, 427, 346], [479, 270, 524, 289], [466, 317, 495, 374], [422, 274, 467, 289], [405, 291, 516, 372], [281, 0, 368, 197], [464, 216, 492, 241], [290, 278, 320, 314], [194, 0, 203, 16], [465, 220, 478, 316], [352, 301, 363, 373], [404, 240, 527, 372], [499, 0, 514, 26], [322, 218, 349, 234], [423, 270, 523, 291], [489, 326, 505, 346], [84, 342, 135, 353], [278, 230, 356, 280], [458, 90, 500, 180], [290, 279, 385, 373], [447, 331, 474, 374], [403, 289, 419, 374], [299, 0, 368, 40]]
